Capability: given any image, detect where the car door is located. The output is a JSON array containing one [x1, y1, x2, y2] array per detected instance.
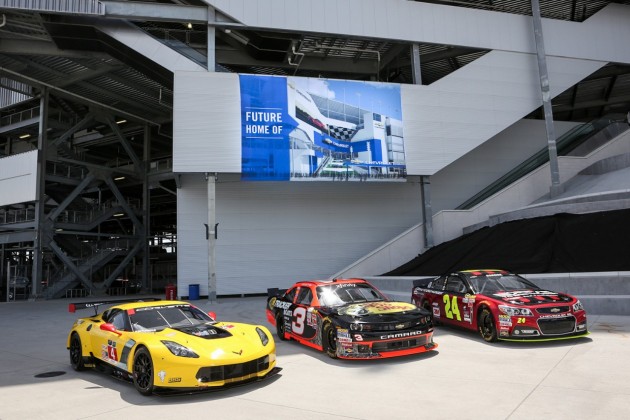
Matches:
[[440, 275, 470, 328], [287, 286, 319, 343], [90, 309, 134, 370]]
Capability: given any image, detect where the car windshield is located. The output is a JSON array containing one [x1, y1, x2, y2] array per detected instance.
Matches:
[[316, 283, 385, 307], [129, 305, 213, 332], [468, 273, 540, 294]]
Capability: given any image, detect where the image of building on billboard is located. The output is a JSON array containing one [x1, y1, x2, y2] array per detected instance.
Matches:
[[240, 74, 405, 181]]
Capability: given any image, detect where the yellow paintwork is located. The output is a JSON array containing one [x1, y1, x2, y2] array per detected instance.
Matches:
[[67, 300, 277, 391]]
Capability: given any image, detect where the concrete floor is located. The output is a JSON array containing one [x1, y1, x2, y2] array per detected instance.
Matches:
[[1, 296, 629, 420]]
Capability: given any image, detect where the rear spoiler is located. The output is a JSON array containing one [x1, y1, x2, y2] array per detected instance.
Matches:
[[69, 297, 161, 316], [412, 278, 433, 288], [267, 288, 287, 298]]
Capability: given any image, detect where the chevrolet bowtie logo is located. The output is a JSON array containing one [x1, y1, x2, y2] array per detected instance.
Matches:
[[232, 349, 243, 355]]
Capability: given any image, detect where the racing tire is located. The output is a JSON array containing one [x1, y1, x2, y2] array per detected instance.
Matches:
[[422, 300, 438, 325], [132, 347, 155, 396], [323, 323, 339, 359], [69, 333, 85, 371], [478, 307, 498, 343], [275, 314, 288, 341]]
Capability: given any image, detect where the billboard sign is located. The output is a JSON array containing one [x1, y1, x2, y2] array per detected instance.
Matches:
[[240, 75, 406, 181]]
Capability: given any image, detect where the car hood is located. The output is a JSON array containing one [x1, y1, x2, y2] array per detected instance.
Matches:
[[150, 322, 269, 360], [487, 289, 575, 305], [336, 301, 419, 317]]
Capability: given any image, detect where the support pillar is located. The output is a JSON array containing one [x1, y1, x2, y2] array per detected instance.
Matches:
[[531, 0, 562, 197], [207, 7, 216, 71], [206, 173, 217, 302], [411, 45, 434, 249], [420, 176, 434, 249], [33, 87, 49, 298], [142, 124, 150, 292]]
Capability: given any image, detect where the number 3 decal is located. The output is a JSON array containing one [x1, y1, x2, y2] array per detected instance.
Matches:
[[292, 307, 306, 334], [443, 294, 462, 321]]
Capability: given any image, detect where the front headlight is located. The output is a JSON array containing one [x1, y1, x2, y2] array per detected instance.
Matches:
[[161, 340, 199, 358], [499, 305, 533, 317], [573, 300, 584, 312], [256, 327, 269, 346]]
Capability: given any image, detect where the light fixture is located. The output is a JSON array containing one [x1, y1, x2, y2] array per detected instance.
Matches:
[[114, 213, 124, 217], [224, 28, 249, 45], [115, 119, 127, 124], [186, 22, 192, 29], [19, 134, 31, 139], [114, 176, 126, 181]]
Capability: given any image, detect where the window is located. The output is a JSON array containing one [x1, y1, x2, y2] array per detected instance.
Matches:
[[296, 287, 313, 306]]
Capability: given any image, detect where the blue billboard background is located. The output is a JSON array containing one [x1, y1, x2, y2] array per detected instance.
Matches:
[[240, 75, 298, 180]]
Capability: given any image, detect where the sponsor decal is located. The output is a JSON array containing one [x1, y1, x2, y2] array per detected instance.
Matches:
[[338, 337, 352, 343], [307, 312, 317, 327], [493, 290, 558, 299], [379, 330, 425, 340], [432, 304, 441, 318], [274, 300, 292, 310], [337, 330, 351, 340], [340, 301, 417, 316], [158, 370, 166, 383], [334, 283, 358, 289], [499, 314, 512, 327], [539, 314, 572, 319], [168, 377, 182, 383], [354, 334, 364, 342]]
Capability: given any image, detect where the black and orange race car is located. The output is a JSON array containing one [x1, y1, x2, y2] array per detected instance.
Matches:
[[266, 278, 437, 359], [411, 269, 589, 342]]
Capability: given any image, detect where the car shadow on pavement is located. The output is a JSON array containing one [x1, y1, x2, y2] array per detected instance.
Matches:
[[432, 324, 593, 348]]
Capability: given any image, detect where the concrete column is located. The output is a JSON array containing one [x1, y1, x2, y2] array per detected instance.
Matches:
[[420, 176, 434, 249], [531, 0, 561, 197], [207, 7, 215, 71], [411, 45, 433, 249], [206, 173, 217, 302]]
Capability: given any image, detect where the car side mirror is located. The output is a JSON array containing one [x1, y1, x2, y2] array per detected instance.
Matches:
[[100, 323, 122, 336]]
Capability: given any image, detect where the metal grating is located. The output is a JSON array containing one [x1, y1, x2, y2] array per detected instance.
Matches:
[[0, 0, 104, 15]]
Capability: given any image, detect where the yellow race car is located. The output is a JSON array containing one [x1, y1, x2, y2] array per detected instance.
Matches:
[[67, 299, 280, 395]]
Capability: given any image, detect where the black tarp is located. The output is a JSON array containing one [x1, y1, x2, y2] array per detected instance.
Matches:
[[383, 208, 630, 276]]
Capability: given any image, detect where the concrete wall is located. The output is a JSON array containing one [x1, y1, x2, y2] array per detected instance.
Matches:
[[0, 151, 37, 207]]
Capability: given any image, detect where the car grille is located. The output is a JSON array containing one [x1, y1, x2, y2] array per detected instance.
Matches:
[[372, 335, 429, 353], [537, 306, 570, 314], [196, 355, 269, 383], [538, 317, 576, 335], [360, 320, 425, 332]]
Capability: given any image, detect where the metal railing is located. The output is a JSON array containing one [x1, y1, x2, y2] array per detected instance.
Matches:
[[457, 117, 630, 210]]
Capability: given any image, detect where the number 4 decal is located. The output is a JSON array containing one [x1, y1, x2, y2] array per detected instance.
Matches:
[[443, 294, 462, 321]]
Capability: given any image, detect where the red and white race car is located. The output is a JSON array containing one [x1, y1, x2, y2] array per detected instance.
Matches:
[[411, 269, 588, 342]]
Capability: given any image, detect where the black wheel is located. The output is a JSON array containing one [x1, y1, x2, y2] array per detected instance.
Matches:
[[323, 323, 338, 359], [133, 347, 154, 396], [478, 307, 498, 343], [275, 314, 288, 341], [69, 333, 85, 371]]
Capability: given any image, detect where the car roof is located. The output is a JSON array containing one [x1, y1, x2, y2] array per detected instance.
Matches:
[[69, 299, 190, 314], [295, 278, 369, 287], [459, 269, 510, 276]]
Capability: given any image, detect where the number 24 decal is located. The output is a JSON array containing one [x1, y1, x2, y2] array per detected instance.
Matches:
[[443, 294, 462, 321]]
